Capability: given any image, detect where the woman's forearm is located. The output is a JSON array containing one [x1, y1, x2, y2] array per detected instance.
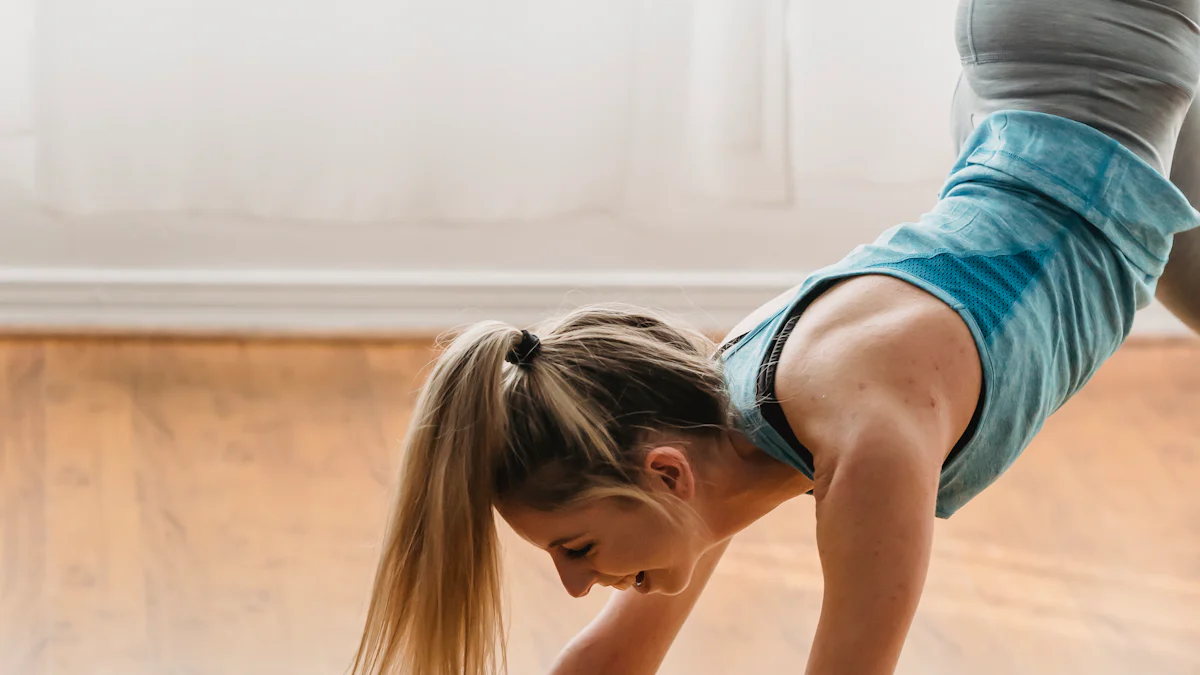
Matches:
[[548, 628, 652, 675]]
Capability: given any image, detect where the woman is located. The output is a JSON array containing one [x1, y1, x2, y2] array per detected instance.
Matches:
[[352, 1, 1200, 674]]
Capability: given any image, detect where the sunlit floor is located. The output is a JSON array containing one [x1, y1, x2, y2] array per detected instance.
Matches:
[[1, 337, 1197, 675]]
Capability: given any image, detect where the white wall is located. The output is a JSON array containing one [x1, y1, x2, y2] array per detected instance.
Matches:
[[0, 0, 1191, 336]]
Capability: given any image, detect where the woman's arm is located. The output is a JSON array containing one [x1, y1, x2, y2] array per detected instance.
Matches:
[[774, 275, 983, 674], [548, 538, 732, 675], [805, 411, 941, 674]]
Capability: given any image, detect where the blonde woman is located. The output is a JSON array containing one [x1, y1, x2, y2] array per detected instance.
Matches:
[[352, 1, 1200, 673]]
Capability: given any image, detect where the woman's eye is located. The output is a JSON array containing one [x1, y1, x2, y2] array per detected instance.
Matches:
[[564, 543, 593, 560]]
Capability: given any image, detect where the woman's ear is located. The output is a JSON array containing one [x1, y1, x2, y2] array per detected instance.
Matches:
[[643, 446, 695, 500]]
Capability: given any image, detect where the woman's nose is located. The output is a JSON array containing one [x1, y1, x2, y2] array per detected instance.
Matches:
[[553, 557, 598, 598]]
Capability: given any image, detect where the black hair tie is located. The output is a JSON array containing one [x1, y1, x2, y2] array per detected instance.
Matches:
[[506, 330, 542, 367]]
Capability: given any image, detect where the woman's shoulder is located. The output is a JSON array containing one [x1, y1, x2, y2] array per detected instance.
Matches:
[[772, 274, 983, 469]]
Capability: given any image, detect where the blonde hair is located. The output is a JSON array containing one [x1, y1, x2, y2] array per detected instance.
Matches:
[[349, 303, 734, 675]]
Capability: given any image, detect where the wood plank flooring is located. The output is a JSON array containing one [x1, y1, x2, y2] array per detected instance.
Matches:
[[1, 337, 1197, 675]]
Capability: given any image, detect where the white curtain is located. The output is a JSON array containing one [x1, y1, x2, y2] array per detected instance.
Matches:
[[0, 0, 791, 224]]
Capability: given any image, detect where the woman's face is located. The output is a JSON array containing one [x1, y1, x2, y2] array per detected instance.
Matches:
[[500, 495, 707, 597], [499, 446, 711, 597]]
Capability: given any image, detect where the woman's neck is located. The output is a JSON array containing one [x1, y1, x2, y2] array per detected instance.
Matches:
[[696, 429, 814, 541]]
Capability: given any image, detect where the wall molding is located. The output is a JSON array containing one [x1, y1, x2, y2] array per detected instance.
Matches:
[[0, 268, 801, 337], [0, 267, 1190, 339]]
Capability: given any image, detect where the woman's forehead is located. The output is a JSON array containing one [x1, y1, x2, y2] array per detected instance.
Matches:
[[498, 500, 611, 547]]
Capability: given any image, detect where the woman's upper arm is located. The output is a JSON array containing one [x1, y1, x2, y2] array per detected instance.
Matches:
[[769, 277, 984, 674], [804, 400, 941, 675], [776, 331, 963, 674]]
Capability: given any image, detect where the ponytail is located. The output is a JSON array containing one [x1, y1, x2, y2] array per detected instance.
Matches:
[[350, 322, 516, 675]]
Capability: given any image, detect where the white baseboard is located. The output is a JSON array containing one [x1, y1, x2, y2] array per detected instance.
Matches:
[[0, 268, 802, 337], [0, 267, 1191, 339]]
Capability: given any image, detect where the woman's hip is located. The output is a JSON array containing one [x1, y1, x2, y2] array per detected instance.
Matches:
[[953, 0, 1200, 173], [956, 0, 1200, 86]]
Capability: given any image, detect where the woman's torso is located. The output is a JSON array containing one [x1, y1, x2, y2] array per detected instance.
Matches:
[[718, 110, 1199, 517]]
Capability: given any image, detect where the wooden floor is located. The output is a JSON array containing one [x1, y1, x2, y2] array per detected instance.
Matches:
[[0, 337, 1197, 675]]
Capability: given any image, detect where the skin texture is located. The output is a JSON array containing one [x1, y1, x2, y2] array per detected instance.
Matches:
[[511, 273, 983, 675], [777, 275, 982, 674]]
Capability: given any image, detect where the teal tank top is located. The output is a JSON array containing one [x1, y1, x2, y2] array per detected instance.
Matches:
[[719, 110, 1200, 518]]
